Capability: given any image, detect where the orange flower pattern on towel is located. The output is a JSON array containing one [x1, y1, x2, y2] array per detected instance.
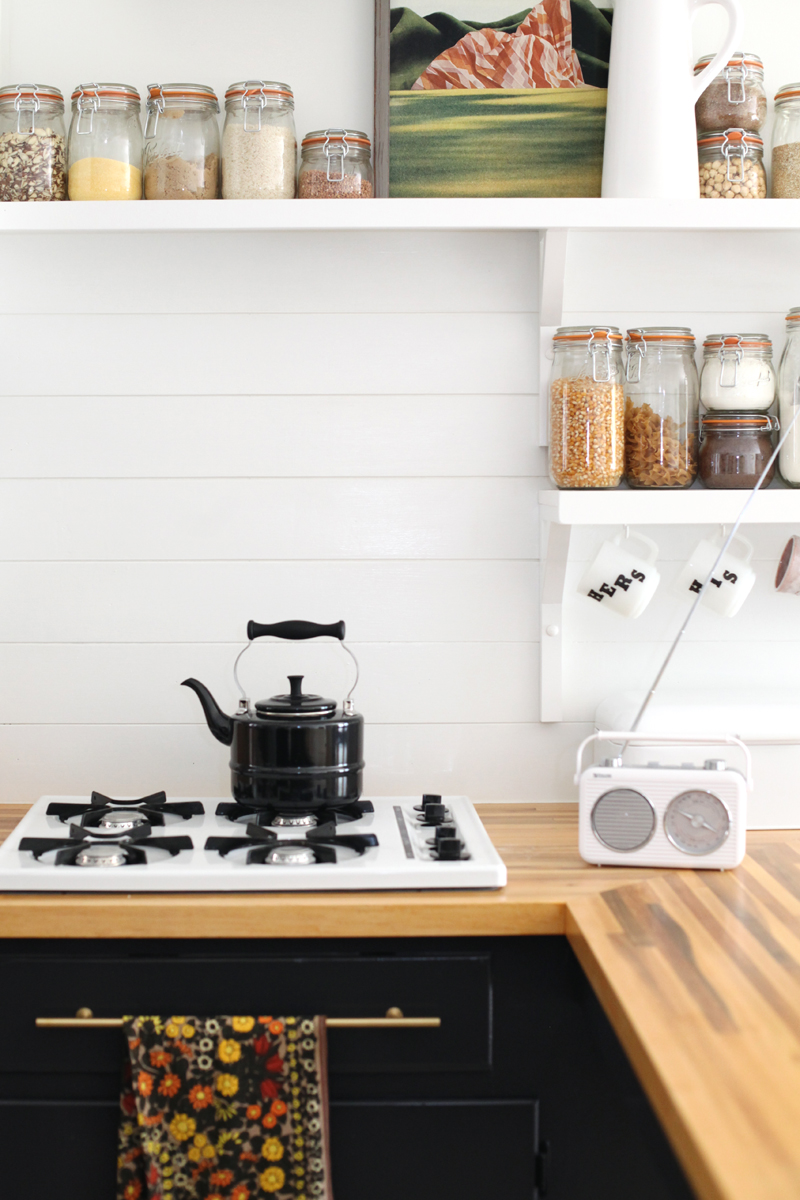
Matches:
[[117, 1016, 330, 1200], [412, 0, 584, 91]]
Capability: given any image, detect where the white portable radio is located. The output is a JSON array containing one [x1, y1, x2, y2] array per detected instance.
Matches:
[[577, 732, 750, 869]]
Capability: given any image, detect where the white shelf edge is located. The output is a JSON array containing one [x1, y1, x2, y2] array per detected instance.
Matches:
[[3, 197, 800, 234], [539, 488, 800, 525]]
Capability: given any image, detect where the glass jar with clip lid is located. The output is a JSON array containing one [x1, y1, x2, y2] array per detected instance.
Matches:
[[0, 83, 66, 201], [548, 326, 625, 489], [700, 334, 775, 411], [698, 128, 766, 198], [624, 328, 698, 489], [778, 307, 800, 486], [143, 83, 220, 200], [298, 129, 374, 198], [221, 80, 296, 199], [771, 84, 800, 198], [694, 53, 766, 134], [67, 82, 142, 200]]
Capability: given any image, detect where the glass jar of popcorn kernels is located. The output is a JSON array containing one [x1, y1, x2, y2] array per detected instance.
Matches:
[[548, 326, 625, 490], [698, 129, 766, 198]]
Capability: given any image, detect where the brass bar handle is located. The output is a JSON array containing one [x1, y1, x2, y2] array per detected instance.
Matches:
[[36, 1007, 441, 1030]]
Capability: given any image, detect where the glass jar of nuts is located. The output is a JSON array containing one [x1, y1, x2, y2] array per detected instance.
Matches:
[[0, 83, 66, 201], [698, 129, 766, 198], [548, 327, 625, 490], [624, 328, 699, 489], [694, 53, 766, 134]]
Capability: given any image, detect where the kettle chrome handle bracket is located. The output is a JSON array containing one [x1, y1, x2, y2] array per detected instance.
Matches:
[[233, 619, 359, 712]]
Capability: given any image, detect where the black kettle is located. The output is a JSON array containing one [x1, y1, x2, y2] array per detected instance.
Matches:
[[182, 620, 364, 811]]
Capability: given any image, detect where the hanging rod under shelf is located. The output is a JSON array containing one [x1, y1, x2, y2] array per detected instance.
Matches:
[[36, 1008, 440, 1030]]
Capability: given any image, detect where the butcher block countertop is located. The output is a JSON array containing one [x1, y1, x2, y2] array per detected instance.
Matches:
[[2, 803, 800, 1200]]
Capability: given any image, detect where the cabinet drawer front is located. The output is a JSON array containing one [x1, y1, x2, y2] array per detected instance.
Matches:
[[1, 951, 491, 1076], [0, 1098, 538, 1200]]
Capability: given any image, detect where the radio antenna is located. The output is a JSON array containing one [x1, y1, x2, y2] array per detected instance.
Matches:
[[629, 405, 800, 739]]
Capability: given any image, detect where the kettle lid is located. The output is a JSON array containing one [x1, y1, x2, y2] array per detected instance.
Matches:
[[255, 674, 337, 719]]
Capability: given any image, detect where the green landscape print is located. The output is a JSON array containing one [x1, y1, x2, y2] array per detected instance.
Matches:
[[388, 1, 613, 198]]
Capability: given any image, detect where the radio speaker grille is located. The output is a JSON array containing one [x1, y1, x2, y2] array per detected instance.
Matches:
[[592, 789, 655, 852]]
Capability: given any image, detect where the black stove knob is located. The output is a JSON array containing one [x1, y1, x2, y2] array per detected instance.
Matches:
[[436, 837, 464, 860], [415, 792, 442, 813], [435, 823, 458, 841], [421, 803, 447, 825]]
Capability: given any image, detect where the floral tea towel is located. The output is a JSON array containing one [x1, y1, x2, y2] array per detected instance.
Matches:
[[117, 1015, 332, 1200]]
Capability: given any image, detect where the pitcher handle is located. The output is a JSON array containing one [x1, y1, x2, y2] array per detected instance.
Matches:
[[690, 0, 744, 105]]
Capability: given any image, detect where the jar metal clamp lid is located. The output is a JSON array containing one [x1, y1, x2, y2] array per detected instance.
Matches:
[[701, 412, 779, 431], [625, 327, 695, 382], [553, 325, 622, 383], [0, 83, 64, 133], [144, 82, 218, 138], [302, 128, 371, 182], [224, 80, 294, 132], [71, 83, 141, 135], [694, 52, 764, 102], [698, 128, 763, 180]]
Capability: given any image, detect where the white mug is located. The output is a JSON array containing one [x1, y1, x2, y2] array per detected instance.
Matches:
[[674, 535, 755, 617], [578, 531, 660, 618]]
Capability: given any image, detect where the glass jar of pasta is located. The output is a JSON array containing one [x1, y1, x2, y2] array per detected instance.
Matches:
[[68, 83, 142, 200], [624, 328, 699, 489], [548, 327, 625, 489]]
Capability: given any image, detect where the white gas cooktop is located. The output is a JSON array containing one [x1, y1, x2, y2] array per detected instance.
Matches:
[[0, 793, 507, 892]]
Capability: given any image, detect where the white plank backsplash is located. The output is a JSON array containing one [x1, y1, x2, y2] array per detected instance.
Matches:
[[1, 0, 800, 808]]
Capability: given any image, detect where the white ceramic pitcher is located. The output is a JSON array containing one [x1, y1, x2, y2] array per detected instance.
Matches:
[[602, 0, 744, 199]]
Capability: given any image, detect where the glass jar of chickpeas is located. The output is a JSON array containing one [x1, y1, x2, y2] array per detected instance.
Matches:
[[698, 128, 766, 198]]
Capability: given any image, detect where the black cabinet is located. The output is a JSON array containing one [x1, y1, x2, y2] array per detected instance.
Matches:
[[0, 936, 695, 1200]]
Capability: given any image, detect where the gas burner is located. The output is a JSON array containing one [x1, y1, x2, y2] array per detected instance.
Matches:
[[18, 835, 193, 868], [205, 826, 378, 866], [216, 799, 374, 829], [47, 793, 203, 831]]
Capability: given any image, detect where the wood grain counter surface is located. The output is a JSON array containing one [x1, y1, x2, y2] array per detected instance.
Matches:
[[2, 801, 800, 1200]]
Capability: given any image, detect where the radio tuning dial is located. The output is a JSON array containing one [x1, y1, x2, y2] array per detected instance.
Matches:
[[664, 790, 731, 855]]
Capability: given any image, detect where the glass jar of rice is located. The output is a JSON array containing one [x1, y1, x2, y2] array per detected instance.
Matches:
[[221, 80, 296, 199]]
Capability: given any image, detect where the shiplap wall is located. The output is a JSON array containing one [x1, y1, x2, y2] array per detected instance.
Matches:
[[1, 0, 800, 806]]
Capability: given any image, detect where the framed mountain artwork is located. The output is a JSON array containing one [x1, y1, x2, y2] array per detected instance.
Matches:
[[374, 0, 613, 197]]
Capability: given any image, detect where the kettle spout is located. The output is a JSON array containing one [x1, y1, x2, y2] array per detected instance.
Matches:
[[182, 678, 234, 746]]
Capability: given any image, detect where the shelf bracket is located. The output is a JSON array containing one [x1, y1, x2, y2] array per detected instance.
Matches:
[[538, 227, 569, 447], [540, 511, 571, 723]]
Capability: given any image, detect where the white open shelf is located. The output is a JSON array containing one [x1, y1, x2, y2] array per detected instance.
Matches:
[[538, 487, 800, 725], [2, 197, 800, 234], [540, 486, 800, 525]]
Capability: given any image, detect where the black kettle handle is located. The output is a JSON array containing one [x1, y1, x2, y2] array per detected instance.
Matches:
[[247, 619, 346, 642]]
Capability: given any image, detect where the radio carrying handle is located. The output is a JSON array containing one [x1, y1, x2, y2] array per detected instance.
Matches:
[[574, 730, 753, 789]]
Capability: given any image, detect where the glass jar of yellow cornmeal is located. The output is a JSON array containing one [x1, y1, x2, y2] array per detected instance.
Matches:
[[68, 83, 142, 200]]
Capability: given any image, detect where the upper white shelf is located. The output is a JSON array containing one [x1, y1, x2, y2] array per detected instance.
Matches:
[[3, 197, 800, 234], [540, 487, 800, 525]]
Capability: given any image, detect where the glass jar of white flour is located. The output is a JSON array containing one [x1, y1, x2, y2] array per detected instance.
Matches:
[[700, 334, 776, 411]]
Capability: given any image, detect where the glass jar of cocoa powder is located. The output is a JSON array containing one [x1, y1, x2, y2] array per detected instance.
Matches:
[[694, 53, 766, 134], [699, 413, 778, 489], [298, 129, 373, 198], [0, 84, 66, 201], [624, 328, 699, 489], [143, 83, 220, 200], [548, 327, 625, 490]]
